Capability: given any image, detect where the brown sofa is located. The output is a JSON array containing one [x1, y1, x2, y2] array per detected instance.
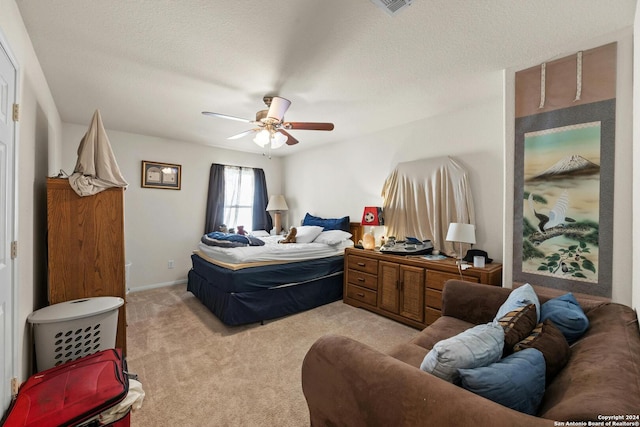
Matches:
[[302, 280, 640, 426]]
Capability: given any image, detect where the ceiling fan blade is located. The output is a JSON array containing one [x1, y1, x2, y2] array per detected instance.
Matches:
[[227, 129, 259, 140], [283, 122, 334, 131], [202, 111, 253, 123], [278, 129, 299, 145], [267, 96, 291, 122]]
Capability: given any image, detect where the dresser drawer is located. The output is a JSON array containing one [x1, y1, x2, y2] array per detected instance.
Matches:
[[346, 284, 377, 306], [427, 270, 479, 291], [425, 288, 442, 310], [347, 269, 377, 290], [425, 307, 441, 325], [347, 255, 378, 275]]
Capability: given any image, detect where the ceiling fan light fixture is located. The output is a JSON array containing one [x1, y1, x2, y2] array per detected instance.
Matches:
[[253, 129, 288, 149]]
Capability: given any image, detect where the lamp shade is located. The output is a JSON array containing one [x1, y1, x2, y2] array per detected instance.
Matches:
[[266, 195, 288, 212], [445, 223, 476, 244], [361, 207, 384, 226], [253, 129, 271, 147], [270, 131, 288, 149]]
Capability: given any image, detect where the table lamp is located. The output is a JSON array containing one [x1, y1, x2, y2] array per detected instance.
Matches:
[[266, 195, 288, 234], [445, 222, 476, 265]]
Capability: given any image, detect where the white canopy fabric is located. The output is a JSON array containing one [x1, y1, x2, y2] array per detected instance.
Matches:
[[68, 110, 128, 196], [381, 156, 475, 257]]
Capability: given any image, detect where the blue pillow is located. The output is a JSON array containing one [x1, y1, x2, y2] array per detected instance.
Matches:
[[540, 293, 589, 344], [420, 322, 504, 383], [458, 348, 546, 415], [302, 213, 350, 232], [494, 283, 540, 323]]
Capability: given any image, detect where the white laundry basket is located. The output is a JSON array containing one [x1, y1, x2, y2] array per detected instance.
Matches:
[[28, 296, 124, 371]]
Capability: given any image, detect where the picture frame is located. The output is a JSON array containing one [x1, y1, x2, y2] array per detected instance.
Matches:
[[141, 160, 181, 190]]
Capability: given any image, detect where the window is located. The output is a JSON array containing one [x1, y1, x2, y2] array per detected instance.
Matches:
[[223, 166, 254, 231], [204, 163, 271, 234]]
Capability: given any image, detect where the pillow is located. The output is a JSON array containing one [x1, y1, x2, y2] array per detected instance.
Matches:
[[494, 283, 540, 323], [458, 348, 546, 415], [302, 213, 350, 232], [313, 230, 352, 245], [420, 323, 504, 383], [250, 230, 270, 237], [540, 293, 589, 344], [496, 303, 538, 356], [293, 225, 324, 243], [514, 319, 570, 383]]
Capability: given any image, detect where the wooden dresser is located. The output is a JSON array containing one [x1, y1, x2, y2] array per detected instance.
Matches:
[[46, 178, 127, 353], [344, 247, 502, 329]]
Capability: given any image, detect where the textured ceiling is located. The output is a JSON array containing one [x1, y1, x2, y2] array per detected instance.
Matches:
[[16, 0, 636, 156]]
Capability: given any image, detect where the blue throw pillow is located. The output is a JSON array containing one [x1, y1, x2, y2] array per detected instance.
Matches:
[[420, 323, 504, 384], [458, 348, 546, 415], [302, 213, 350, 232], [540, 293, 589, 344], [494, 283, 540, 323]]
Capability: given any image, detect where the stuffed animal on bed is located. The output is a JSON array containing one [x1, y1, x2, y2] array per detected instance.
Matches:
[[279, 227, 297, 244]]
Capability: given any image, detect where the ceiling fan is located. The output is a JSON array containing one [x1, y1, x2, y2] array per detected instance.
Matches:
[[202, 96, 334, 149]]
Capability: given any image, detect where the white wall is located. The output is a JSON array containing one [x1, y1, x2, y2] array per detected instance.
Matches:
[[61, 123, 283, 291], [0, 0, 63, 383], [283, 72, 505, 262], [285, 29, 635, 305], [504, 29, 634, 303]]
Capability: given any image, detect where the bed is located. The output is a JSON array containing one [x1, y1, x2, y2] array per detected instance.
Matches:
[[187, 219, 361, 326]]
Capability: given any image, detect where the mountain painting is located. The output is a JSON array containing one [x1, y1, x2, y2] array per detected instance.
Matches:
[[522, 121, 601, 283]]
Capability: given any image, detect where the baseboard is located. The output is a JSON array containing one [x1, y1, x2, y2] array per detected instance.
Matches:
[[127, 279, 187, 293]]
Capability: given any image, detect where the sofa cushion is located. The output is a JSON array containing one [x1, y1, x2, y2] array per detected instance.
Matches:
[[496, 303, 537, 355], [514, 319, 570, 383], [540, 293, 589, 344], [494, 283, 540, 323], [458, 348, 546, 415], [420, 322, 504, 383]]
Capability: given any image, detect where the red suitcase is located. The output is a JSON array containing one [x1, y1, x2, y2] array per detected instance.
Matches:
[[4, 348, 130, 427]]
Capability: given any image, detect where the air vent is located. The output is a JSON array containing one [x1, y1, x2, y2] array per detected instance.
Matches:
[[370, 0, 413, 16]]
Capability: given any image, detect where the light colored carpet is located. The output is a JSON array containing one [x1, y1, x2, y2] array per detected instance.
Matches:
[[126, 284, 418, 427]]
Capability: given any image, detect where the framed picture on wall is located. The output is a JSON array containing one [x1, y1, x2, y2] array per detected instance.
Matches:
[[141, 160, 181, 190]]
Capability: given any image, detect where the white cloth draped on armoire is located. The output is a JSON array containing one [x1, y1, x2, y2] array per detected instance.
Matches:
[[381, 156, 475, 258], [68, 109, 128, 197]]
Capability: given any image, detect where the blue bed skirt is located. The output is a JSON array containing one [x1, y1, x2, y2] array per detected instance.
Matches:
[[187, 254, 344, 325]]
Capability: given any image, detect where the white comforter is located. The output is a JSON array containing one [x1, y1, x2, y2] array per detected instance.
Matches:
[[197, 235, 353, 265]]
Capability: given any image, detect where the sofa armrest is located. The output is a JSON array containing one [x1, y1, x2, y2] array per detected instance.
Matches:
[[302, 334, 554, 427], [441, 280, 512, 324]]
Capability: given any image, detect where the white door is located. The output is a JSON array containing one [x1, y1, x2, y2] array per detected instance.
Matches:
[[0, 42, 16, 413]]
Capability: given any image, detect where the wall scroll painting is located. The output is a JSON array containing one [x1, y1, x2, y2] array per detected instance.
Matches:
[[513, 43, 616, 297]]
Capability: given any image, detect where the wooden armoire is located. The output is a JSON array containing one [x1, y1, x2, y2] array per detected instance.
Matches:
[[46, 178, 127, 353]]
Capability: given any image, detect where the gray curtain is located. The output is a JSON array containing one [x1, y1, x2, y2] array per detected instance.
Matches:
[[204, 163, 225, 234], [252, 168, 273, 231], [204, 163, 272, 234]]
